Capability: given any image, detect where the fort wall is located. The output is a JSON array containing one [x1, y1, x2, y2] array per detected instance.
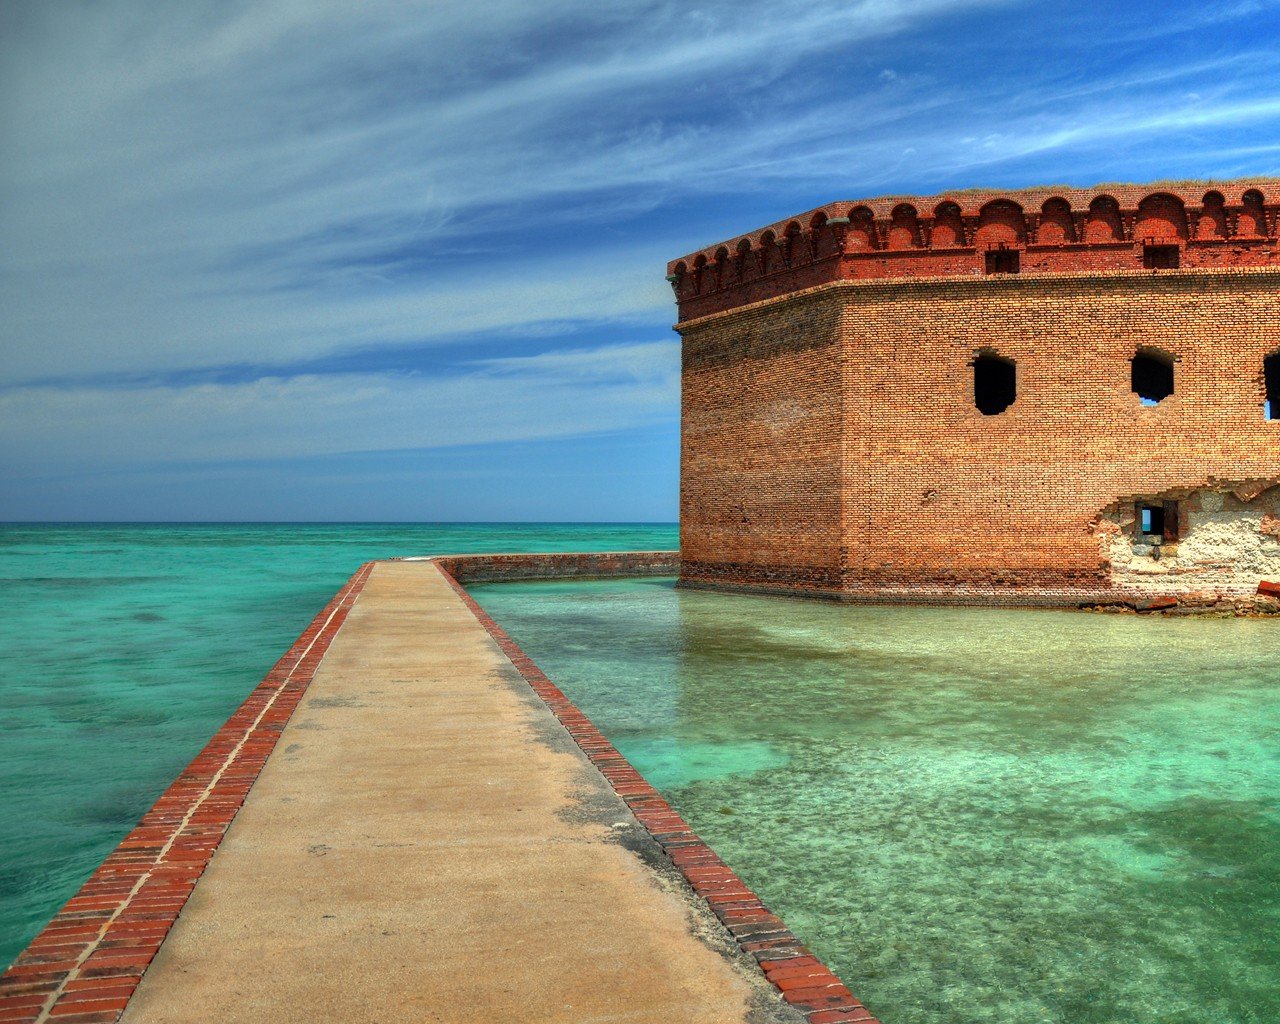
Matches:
[[677, 258, 1280, 606], [680, 296, 846, 593]]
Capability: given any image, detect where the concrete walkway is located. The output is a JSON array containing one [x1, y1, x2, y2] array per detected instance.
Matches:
[[119, 560, 797, 1024]]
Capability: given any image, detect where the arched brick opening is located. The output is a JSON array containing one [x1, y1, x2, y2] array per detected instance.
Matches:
[[670, 261, 691, 300], [846, 206, 877, 250], [1135, 193, 1189, 241], [783, 222, 803, 268], [1085, 195, 1124, 242], [1239, 189, 1268, 236], [809, 211, 837, 260], [887, 204, 921, 249], [760, 231, 783, 275], [712, 247, 729, 289], [1197, 191, 1228, 239], [1038, 198, 1075, 244], [974, 199, 1026, 247], [931, 201, 965, 247]]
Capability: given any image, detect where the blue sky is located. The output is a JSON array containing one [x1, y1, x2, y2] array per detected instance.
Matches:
[[2, 0, 1280, 521]]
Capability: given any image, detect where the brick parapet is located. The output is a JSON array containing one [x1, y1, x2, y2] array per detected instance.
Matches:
[[669, 179, 1280, 320]]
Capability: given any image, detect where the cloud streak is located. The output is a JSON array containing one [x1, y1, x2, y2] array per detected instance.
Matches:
[[0, 341, 679, 475], [3, 0, 1013, 383], [7, 0, 1279, 382], [3, 0, 1280, 516]]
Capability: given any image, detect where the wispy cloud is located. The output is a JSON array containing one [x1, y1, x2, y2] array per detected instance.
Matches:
[[2, 0, 1009, 383], [7, 1, 1279, 381], [0, 341, 679, 474], [3, 0, 1280, 516]]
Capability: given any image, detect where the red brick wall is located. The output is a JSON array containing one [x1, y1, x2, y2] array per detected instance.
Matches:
[[678, 269, 1280, 603], [680, 298, 846, 592]]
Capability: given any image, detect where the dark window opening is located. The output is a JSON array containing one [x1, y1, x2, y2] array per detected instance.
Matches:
[[985, 249, 1020, 275], [1143, 244, 1180, 269], [973, 354, 1016, 415], [1136, 501, 1180, 543], [1132, 351, 1175, 405], [1265, 352, 1280, 420]]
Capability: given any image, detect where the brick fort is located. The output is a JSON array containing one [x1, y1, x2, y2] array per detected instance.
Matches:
[[669, 180, 1280, 607]]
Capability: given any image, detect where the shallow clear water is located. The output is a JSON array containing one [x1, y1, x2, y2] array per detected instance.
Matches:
[[0, 523, 676, 968], [469, 577, 1280, 1024]]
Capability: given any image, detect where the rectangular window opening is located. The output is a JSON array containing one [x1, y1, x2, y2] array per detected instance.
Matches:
[[1265, 353, 1280, 421], [1143, 244, 1180, 270], [1136, 501, 1179, 542], [985, 249, 1020, 275], [1137, 503, 1164, 538]]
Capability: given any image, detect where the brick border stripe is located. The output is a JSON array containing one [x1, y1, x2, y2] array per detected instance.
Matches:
[[0, 562, 374, 1024], [437, 558, 882, 1024]]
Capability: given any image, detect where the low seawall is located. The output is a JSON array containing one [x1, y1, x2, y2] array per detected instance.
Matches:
[[430, 549, 679, 583]]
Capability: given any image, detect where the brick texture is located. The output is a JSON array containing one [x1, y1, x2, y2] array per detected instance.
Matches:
[[675, 180, 1280, 605]]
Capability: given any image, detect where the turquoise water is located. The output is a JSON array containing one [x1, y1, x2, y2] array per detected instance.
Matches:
[[469, 578, 1280, 1024], [0, 523, 676, 968]]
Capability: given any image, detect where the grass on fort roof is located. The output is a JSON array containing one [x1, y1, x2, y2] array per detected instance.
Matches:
[[858, 176, 1273, 200]]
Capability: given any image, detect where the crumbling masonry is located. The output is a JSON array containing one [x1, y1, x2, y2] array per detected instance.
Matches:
[[669, 180, 1280, 608]]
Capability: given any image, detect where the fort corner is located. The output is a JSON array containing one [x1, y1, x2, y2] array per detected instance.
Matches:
[[670, 181, 1280, 606]]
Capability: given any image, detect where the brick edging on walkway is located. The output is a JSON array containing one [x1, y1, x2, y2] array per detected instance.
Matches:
[[437, 557, 881, 1024], [0, 562, 375, 1024]]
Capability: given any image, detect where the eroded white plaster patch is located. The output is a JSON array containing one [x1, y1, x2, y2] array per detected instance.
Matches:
[[1099, 485, 1280, 594]]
